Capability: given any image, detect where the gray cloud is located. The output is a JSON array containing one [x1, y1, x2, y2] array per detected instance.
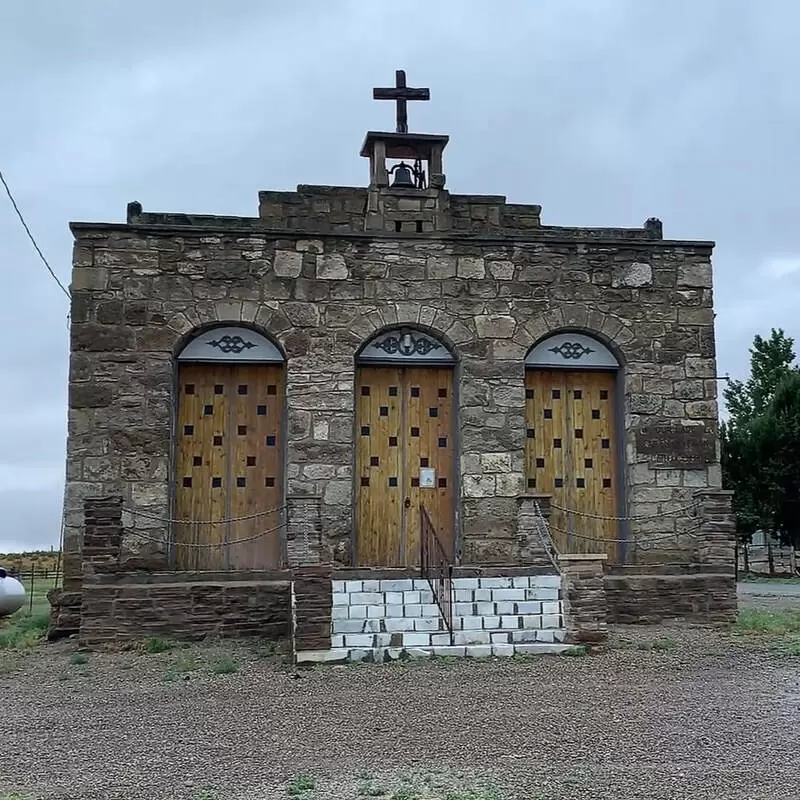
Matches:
[[1, 0, 798, 550]]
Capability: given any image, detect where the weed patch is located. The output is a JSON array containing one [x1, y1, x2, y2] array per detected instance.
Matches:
[[69, 653, 89, 665]]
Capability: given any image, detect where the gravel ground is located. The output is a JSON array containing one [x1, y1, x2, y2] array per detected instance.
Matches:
[[1, 593, 798, 800]]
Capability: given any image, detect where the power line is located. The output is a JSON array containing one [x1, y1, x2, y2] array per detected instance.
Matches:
[[0, 168, 71, 299]]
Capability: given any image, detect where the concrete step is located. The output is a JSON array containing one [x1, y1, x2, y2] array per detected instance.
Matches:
[[296, 641, 575, 664]]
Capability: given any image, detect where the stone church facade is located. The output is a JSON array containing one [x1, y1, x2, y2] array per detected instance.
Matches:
[[55, 74, 736, 649]]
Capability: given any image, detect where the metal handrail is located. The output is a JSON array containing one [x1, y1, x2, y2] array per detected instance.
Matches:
[[420, 504, 454, 645]]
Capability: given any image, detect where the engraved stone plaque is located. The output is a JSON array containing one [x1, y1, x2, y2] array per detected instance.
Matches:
[[635, 424, 715, 470]]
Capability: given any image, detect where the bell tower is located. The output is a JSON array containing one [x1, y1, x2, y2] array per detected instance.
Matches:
[[362, 69, 451, 233]]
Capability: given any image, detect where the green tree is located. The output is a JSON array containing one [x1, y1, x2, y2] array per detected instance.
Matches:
[[721, 329, 798, 570]]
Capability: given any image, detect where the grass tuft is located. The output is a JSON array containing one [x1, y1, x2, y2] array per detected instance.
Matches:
[[0, 610, 50, 650], [287, 771, 316, 796], [144, 637, 173, 654], [69, 652, 89, 665], [560, 645, 588, 657], [733, 608, 800, 635], [212, 657, 238, 675]]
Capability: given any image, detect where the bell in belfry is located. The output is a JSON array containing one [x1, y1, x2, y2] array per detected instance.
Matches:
[[390, 162, 415, 188]]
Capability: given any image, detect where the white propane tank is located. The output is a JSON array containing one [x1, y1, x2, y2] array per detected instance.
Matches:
[[0, 568, 26, 617]]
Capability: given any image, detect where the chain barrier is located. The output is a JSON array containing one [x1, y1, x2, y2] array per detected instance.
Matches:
[[547, 499, 701, 522], [546, 520, 704, 550], [121, 503, 286, 526], [126, 520, 286, 549], [532, 499, 561, 573]]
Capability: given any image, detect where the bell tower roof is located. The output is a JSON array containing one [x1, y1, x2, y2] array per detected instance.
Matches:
[[359, 131, 449, 160]]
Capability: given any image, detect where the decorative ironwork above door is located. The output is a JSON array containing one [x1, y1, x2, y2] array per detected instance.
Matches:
[[177, 326, 284, 363], [526, 332, 619, 370], [357, 328, 455, 364]]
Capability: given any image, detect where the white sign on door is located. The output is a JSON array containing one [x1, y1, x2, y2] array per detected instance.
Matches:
[[419, 468, 436, 488]]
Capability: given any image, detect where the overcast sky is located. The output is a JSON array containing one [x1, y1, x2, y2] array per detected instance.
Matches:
[[1, 0, 798, 553]]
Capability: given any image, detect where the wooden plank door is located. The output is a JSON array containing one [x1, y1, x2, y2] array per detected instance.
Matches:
[[174, 363, 284, 570], [524, 369, 618, 560], [355, 366, 455, 566]]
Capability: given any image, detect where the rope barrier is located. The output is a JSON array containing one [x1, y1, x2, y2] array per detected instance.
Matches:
[[545, 520, 704, 546]]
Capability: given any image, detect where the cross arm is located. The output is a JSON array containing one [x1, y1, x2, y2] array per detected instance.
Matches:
[[372, 88, 431, 100]]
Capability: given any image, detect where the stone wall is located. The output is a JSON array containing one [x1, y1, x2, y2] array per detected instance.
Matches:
[[292, 566, 332, 653], [65, 184, 720, 581], [604, 488, 737, 624], [80, 570, 291, 649], [559, 554, 608, 645]]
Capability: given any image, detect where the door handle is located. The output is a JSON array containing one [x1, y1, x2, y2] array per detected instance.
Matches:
[[404, 496, 411, 509]]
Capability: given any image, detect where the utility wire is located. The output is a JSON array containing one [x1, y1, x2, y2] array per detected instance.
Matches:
[[0, 168, 71, 299]]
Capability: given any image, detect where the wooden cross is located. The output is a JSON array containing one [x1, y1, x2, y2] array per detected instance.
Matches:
[[372, 70, 430, 134]]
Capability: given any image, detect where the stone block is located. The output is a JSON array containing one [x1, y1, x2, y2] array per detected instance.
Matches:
[[500, 615, 521, 629], [454, 589, 474, 602], [421, 603, 440, 617], [480, 577, 511, 589], [476, 601, 495, 615], [367, 605, 387, 618], [452, 577, 480, 589], [511, 629, 539, 643], [453, 630, 491, 646], [532, 575, 562, 589], [432, 645, 467, 657], [403, 604, 422, 617], [541, 601, 561, 615], [331, 606, 348, 620], [405, 648, 433, 660], [274, 250, 303, 278], [296, 648, 349, 664], [459, 616, 484, 630], [384, 617, 412, 632], [455, 602, 474, 616], [349, 605, 367, 619], [536, 629, 556, 643], [511, 576, 531, 589], [350, 592, 382, 605], [491, 632, 511, 643], [381, 579, 414, 592], [495, 601, 515, 615], [362, 579, 380, 592], [457, 256, 485, 278], [414, 617, 439, 632], [492, 644, 515, 657], [493, 589, 526, 602], [413, 579, 430, 591], [332, 593, 348, 606], [331, 580, 346, 593], [431, 633, 453, 646], [330, 634, 345, 648], [403, 591, 421, 604], [384, 591, 404, 605], [528, 588, 559, 601], [482, 615, 501, 629], [542, 614, 561, 628], [517, 601, 541, 615], [344, 580, 362, 593], [344, 633, 375, 648], [465, 644, 493, 658], [522, 615, 543, 629], [403, 632, 431, 647]]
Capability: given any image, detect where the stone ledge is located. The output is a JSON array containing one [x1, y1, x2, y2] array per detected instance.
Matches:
[[560, 553, 609, 562]]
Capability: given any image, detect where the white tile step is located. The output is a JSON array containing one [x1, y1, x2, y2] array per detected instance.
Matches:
[[296, 641, 576, 664]]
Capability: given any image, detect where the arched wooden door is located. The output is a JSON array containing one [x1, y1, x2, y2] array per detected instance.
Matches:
[[354, 329, 457, 567], [173, 326, 285, 570], [524, 332, 621, 561]]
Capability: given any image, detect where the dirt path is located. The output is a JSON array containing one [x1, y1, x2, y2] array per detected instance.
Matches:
[[1, 597, 798, 800]]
